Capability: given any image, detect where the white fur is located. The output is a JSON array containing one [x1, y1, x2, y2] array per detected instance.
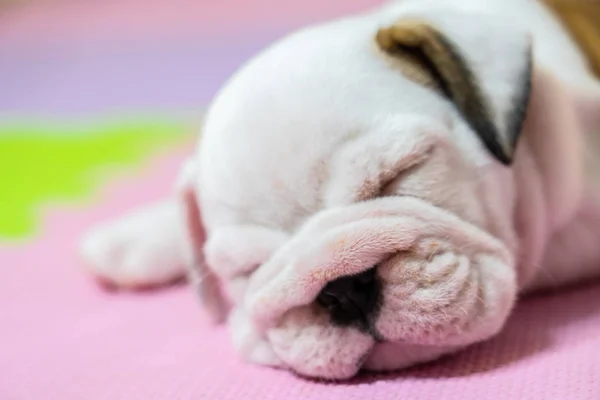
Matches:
[[79, 0, 600, 379], [79, 199, 188, 288]]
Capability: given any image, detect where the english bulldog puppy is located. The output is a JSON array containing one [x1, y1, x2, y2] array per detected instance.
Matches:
[[80, 0, 600, 379]]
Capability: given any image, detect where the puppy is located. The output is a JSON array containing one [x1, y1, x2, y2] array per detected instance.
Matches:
[[80, 0, 600, 379]]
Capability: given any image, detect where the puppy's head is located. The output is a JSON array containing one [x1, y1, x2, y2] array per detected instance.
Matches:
[[190, 7, 532, 379]]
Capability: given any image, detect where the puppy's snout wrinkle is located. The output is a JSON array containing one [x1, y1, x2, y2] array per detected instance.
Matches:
[[316, 268, 382, 333]]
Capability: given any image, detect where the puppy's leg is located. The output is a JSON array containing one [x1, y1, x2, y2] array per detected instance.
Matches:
[[79, 198, 189, 289], [530, 85, 600, 291], [519, 68, 600, 291], [530, 196, 600, 291], [79, 158, 200, 289]]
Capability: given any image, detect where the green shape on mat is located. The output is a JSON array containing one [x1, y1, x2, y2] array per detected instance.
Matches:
[[0, 118, 191, 239]]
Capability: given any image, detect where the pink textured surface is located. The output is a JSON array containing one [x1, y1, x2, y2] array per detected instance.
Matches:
[[1, 146, 600, 399]]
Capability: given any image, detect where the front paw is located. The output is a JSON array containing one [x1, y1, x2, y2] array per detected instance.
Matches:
[[79, 201, 186, 288]]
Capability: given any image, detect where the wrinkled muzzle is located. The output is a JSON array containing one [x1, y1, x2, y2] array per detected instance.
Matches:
[[240, 197, 513, 379]]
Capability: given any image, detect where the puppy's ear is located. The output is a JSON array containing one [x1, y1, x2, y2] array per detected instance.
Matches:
[[177, 160, 229, 324], [376, 12, 533, 165]]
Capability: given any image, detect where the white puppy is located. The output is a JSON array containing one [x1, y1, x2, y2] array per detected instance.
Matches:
[[80, 0, 600, 379]]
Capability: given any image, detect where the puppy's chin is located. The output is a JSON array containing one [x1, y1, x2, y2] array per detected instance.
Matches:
[[263, 298, 462, 379], [266, 304, 374, 380], [264, 304, 465, 378], [265, 307, 462, 378]]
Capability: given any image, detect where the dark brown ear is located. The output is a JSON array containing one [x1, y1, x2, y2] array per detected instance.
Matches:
[[376, 13, 533, 165]]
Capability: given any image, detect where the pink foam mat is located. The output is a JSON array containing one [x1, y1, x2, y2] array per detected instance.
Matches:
[[1, 146, 599, 399]]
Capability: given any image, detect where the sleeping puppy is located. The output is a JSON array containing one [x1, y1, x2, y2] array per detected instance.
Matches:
[[79, 0, 600, 379]]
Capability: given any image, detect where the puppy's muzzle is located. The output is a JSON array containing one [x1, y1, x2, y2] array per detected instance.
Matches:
[[244, 197, 514, 379], [316, 268, 382, 332]]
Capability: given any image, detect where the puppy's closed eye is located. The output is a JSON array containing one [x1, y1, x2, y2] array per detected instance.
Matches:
[[324, 116, 439, 207]]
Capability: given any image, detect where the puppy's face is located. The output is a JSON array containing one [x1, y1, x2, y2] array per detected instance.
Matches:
[[196, 7, 532, 379]]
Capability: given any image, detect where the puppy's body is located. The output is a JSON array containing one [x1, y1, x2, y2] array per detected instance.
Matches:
[[80, 0, 600, 379]]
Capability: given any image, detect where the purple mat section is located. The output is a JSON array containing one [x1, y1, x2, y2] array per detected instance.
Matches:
[[0, 34, 283, 117]]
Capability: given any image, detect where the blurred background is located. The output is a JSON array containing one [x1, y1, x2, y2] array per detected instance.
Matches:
[[0, 0, 384, 241]]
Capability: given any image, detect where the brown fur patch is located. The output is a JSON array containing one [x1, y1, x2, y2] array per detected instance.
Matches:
[[545, 0, 600, 78], [374, 40, 443, 92], [375, 21, 478, 105]]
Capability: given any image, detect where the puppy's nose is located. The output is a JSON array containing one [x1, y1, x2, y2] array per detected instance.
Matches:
[[316, 268, 381, 331]]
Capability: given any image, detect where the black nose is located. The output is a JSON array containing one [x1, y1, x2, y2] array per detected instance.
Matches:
[[316, 268, 381, 331]]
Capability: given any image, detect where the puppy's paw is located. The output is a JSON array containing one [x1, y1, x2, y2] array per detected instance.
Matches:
[[79, 200, 187, 289]]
